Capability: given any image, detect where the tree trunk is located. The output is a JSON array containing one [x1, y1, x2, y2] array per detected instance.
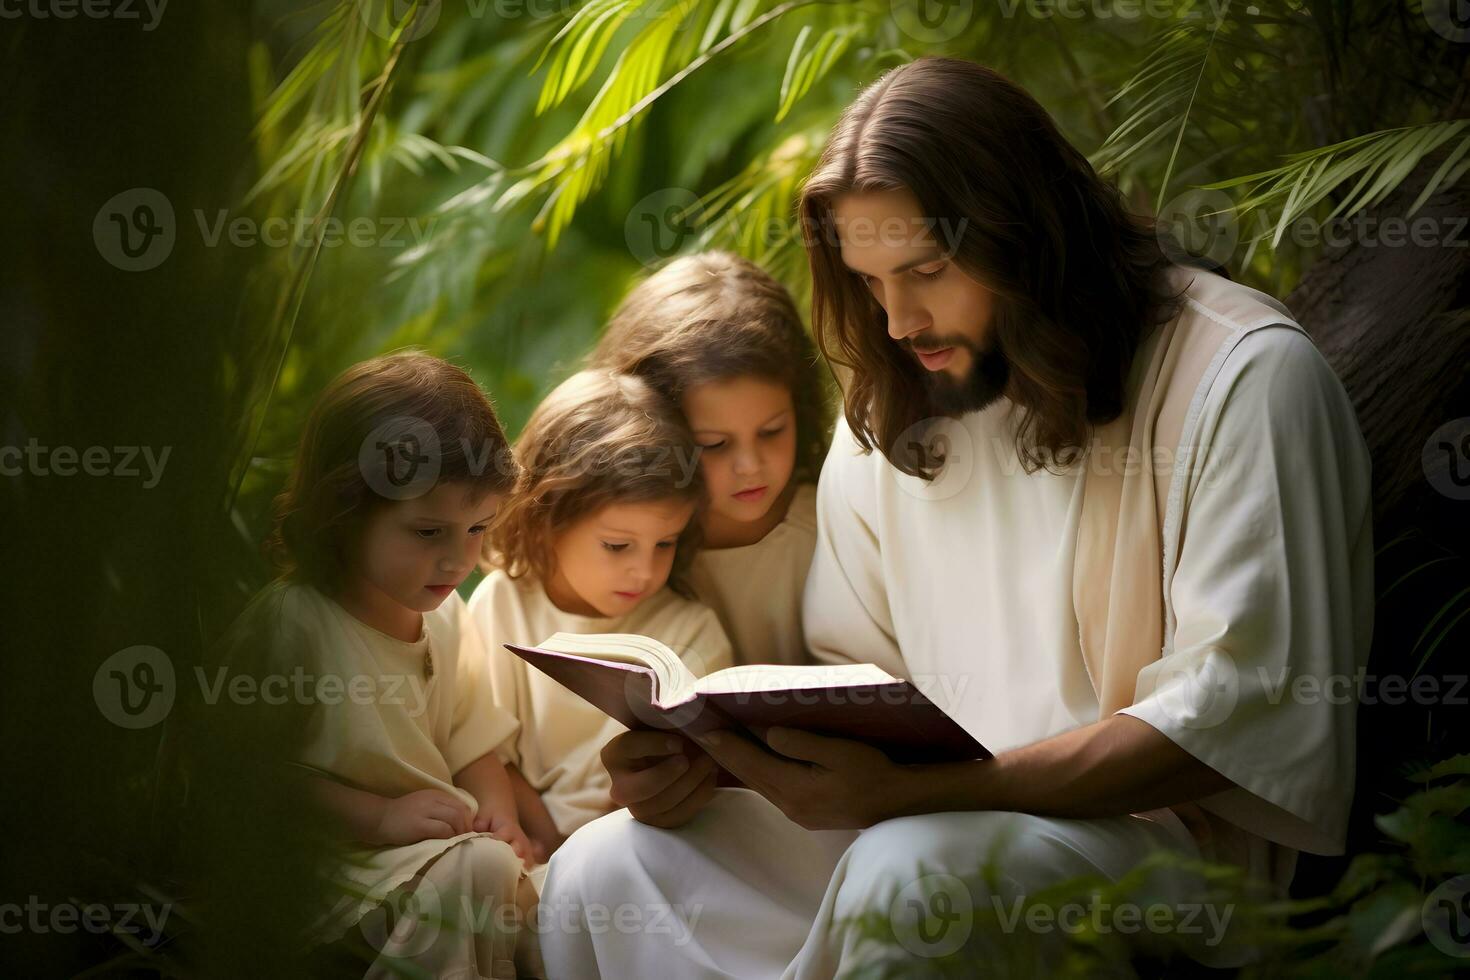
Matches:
[[1283, 166, 1470, 898], [1286, 173, 1470, 552]]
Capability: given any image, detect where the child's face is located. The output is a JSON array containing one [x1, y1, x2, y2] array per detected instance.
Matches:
[[351, 481, 500, 616], [547, 498, 696, 618], [682, 376, 797, 527]]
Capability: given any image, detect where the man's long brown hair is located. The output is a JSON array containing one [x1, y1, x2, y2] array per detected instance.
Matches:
[[799, 57, 1186, 477]]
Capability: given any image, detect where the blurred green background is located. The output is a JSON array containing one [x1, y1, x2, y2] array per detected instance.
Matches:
[[4, 0, 1468, 975]]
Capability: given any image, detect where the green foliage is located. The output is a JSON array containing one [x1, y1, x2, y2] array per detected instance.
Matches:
[[837, 761, 1470, 977], [1202, 121, 1470, 247], [34, 2, 1463, 975], [236, 4, 1466, 571]]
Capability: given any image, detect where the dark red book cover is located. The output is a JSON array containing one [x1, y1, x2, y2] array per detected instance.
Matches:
[[505, 643, 990, 764]]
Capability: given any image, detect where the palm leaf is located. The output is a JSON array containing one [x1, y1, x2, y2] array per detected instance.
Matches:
[[533, 0, 649, 114], [1201, 121, 1470, 242], [467, 0, 823, 247], [228, 12, 423, 510], [776, 22, 857, 122], [697, 130, 821, 270], [1090, 16, 1233, 202]]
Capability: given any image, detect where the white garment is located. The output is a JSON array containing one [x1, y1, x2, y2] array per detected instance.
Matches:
[[467, 569, 734, 837], [542, 789, 1215, 978], [805, 324, 1372, 883], [540, 280, 1373, 977], [689, 482, 819, 667]]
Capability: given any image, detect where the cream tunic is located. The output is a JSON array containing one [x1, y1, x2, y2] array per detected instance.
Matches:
[[467, 569, 734, 837], [688, 482, 819, 667], [221, 583, 528, 946]]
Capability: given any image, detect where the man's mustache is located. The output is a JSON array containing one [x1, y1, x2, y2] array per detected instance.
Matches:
[[905, 335, 976, 356]]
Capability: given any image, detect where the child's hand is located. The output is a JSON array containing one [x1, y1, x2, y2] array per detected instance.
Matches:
[[525, 826, 566, 865], [476, 813, 537, 865], [374, 789, 473, 846]]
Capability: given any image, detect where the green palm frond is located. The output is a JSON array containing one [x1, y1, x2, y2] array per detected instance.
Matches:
[[1201, 121, 1470, 246], [249, 3, 391, 210], [532, 0, 653, 114], [244, 121, 357, 206], [457, 0, 821, 248], [229, 12, 424, 510], [1090, 15, 1233, 200], [518, 0, 697, 246], [253, 3, 369, 138], [696, 130, 822, 281], [776, 21, 858, 122]]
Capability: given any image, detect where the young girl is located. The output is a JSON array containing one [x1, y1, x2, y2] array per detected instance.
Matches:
[[468, 369, 734, 865], [590, 251, 834, 667], [225, 351, 541, 979]]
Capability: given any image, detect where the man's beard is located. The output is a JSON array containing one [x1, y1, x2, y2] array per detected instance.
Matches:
[[912, 337, 1011, 416]]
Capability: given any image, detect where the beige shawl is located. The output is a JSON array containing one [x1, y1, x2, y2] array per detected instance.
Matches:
[[1074, 265, 1306, 716]]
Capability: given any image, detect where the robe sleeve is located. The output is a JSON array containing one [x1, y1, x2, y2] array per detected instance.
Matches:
[[433, 591, 520, 775], [802, 417, 909, 680], [1118, 327, 1374, 855]]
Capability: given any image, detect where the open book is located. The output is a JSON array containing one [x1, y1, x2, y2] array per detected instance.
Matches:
[[505, 632, 989, 764]]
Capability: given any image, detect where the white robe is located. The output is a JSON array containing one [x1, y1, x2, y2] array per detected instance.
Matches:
[[540, 287, 1374, 977]]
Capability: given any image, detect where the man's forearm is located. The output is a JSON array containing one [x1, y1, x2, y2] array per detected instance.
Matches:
[[892, 714, 1235, 819]]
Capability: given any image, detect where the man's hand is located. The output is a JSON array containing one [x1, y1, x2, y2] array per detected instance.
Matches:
[[691, 727, 910, 830], [692, 715, 1237, 827], [604, 730, 720, 828]]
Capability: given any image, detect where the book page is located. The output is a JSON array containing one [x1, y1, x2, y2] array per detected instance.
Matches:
[[537, 631, 694, 696], [691, 661, 899, 697]]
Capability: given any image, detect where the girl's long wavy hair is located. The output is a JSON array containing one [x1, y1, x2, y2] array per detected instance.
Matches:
[[267, 351, 517, 593], [488, 369, 706, 597], [799, 57, 1187, 478], [590, 250, 834, 486]]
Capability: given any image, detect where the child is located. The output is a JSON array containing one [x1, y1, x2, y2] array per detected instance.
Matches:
[[590, 251, 834, 667], [468, 369, 734, 863], [226, 351, 541, 979]]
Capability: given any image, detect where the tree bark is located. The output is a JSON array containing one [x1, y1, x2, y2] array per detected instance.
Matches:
[[1286, 171, 1470, 552]]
